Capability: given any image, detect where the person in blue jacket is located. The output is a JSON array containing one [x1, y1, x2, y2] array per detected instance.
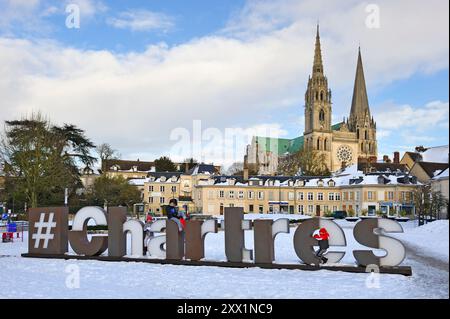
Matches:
[[167, 199, 185, 232]]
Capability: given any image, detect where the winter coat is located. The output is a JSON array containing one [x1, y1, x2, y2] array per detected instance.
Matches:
[[312, 227, 330, 241], [166, 206, 179, 219]]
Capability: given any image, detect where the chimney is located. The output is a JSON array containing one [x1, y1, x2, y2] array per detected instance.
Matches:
[[184, 162, 189, 173], [393, 152, 400, 164]]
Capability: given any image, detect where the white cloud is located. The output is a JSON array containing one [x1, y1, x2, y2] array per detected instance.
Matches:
[[377, 130, 391, 139], [0, 0, 43, 33], [0, 0, 107, 35], [107, 9, 174, 32], [0, 0, 448, 166], [374, 100, 448, 156], [66, 0, 107, 18], [375, 100, 449, 131]]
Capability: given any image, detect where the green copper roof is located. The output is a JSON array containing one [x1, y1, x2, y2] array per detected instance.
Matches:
[[332, 122, 344, 130], [255, 136, 292, 155], [254, 122, 344, 155], [288, 136, 304, 153]]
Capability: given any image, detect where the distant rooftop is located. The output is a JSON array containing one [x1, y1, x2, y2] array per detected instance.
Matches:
[[254, 122, 344, 156], [420, 145, 449, 163]]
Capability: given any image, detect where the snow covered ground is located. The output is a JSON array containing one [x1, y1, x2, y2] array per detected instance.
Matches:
[[0, 219, 448, 299]]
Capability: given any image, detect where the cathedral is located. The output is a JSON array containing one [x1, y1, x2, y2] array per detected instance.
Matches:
[[246, 25, 378, 174]]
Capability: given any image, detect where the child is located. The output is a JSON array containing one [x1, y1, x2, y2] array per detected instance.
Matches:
[[146, 212, 153, 223], [312, 227, 330, 264], [166, 199, 186, 232], [143, 225, 152, 256]]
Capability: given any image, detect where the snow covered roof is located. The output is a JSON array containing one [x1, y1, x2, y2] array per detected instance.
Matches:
[[202, 172, 418, 187], [188, 164, 218, 175], [128, 178, 147, 186], [414, 162, 449, 179], [421, 145, 449, 163], [333, 164, 363, 176], [433, 168, 449, 180]]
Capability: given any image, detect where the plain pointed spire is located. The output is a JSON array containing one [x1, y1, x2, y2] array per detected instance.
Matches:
[[350, 47, 370, 119], [313, 23, 323, 75]]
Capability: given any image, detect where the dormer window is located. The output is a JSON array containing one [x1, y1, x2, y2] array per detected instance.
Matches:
[[132, 166, 138, 172], [111, 165, 120, 171], [317, 180, 324, 187], [160, 176, 167, 182], [328, 180, 335, 187]]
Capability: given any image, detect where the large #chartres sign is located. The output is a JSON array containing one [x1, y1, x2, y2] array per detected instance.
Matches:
[[22, 206, 412, 276]]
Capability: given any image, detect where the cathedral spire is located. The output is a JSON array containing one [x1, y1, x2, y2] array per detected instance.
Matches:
[[313, 23, 323, 75], [350, 47, 370, 120]]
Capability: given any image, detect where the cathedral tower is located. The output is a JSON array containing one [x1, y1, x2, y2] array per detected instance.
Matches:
[[304, 25, 333, 169], [348, 48, 377, 160]]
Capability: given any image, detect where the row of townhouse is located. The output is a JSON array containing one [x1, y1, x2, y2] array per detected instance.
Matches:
[[132, 164, 418, 217], [193, 175, 417, 216]]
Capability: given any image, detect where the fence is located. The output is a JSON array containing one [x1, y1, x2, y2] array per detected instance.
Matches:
[[0, 221, 27, 243]]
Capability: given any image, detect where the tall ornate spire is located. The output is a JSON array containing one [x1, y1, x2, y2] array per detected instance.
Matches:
[[304, 23, 331, 135], [313, 23, 323, 75], [349, 47, 370, 121]]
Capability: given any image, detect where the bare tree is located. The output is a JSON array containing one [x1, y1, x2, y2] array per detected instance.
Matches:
[[227, 162, 244, 175], [278, 149, 330, 176], [413, 184, 447, 225], [96, 143, 120, 171]]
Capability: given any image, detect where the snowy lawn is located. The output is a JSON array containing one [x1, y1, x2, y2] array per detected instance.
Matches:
[[0, 219, 448, 299]]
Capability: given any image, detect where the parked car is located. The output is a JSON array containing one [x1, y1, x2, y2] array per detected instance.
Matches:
[[332, 211, 347, 219]]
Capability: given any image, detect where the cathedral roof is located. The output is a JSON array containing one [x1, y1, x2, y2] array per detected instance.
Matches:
[[254, 122, 344, 156]]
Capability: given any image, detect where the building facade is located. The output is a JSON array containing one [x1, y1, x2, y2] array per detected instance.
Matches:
[[132, 164, 219, 214], [193, 172, 417, 217], [132, 164, 417, 217], [431, 168, 449, 219], [246, 25, 377, 175]]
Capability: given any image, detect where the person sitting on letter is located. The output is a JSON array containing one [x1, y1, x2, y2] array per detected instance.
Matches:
[[167, 199, 185, 232], [312, 227, 330, 264]]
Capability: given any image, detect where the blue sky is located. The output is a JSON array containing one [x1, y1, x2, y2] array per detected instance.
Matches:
[[0, 0, 448, 167], [45, 0, 246, 51]]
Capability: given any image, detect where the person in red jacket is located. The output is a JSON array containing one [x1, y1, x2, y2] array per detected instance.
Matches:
[[312, 227, 330, 264]]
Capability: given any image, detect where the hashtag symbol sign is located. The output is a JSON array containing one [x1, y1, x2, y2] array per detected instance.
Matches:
[[32, 212, 57, 249]]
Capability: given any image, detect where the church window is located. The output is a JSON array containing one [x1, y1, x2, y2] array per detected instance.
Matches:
[[315, 91, 319, 100], [365, 130, 368, 140], [320, 91, 324, 101], [324, 138, 328, 150], [317, 139, 321, 150], [319, 109, 325, 122], [357, 129, 360, 139]]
